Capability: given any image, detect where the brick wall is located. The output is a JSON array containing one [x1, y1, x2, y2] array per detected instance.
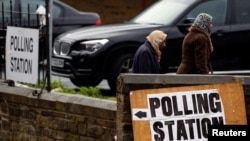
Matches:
[[61, 0, 157, 24], [0, 84, 116, 141]]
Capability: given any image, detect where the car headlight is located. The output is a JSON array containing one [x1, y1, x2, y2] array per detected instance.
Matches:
[[77, 39, 109, 52]]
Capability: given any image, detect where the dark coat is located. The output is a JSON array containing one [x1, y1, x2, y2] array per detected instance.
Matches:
[[177, 27, 212, 74], [132, 41, 161, 73]]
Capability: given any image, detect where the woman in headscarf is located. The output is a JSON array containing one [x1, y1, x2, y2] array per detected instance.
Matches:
[[132, 30, 167, 73], [177, 13, 214, 74]]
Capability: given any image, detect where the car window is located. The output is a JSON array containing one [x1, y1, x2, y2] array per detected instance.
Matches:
[[187, 0, 227, 26], [131, 0, 191, 25], [234, 0, 250, 24], [0, 0, 61, 26], [21, 0, 61, 19], [0, 0, 14, 20], [0, 0, 13, 11]]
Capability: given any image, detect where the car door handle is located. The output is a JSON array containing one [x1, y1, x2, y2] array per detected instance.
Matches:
[[215, 30, 226, 36], [53, 22, 59, 26]]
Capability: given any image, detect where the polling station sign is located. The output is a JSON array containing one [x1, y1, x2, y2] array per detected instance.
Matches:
[[5, 26, 39, 84], [130, 82, 247, 141]]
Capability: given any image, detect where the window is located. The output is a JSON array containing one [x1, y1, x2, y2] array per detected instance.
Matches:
[[21, 0, 61, 20], [0, 0, 14, 22], [235, 0, 250, 24], [132, 0, 190, 25], [187, 0, 227, 26]]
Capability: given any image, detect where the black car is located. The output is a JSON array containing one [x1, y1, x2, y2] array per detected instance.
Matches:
[[0, 0, 102, 40], [51, 0, 250, 94]]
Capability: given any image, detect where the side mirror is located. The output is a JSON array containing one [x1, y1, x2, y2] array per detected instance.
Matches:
[[177, 18, 195, 35]]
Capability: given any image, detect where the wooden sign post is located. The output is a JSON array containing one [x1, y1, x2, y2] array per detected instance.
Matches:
[[130, 82, 247, 141]]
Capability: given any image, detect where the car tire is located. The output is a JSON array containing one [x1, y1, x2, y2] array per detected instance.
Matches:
[[107, 53, 134, 94], [70, 76, 102, 88]]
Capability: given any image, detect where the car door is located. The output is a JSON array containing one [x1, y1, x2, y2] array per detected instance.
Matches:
[[186, 0, 232, 71], [166, 0, 230, 72], [227, 0, 250, 70]]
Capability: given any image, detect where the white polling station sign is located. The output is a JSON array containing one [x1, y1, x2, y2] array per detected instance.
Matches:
[[5, 26, 39, 84], [130, 82, 247, 141]]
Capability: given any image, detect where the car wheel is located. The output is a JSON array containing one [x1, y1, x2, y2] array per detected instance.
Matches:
[[107, 53, 134, 94], [70, 76, 102, 88]]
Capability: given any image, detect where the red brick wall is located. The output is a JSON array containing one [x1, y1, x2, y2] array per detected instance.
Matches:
[[61, 0, 157, 24]]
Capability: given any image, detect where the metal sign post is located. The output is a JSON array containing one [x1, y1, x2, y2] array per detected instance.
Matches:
[[45, 0, 52, 92]]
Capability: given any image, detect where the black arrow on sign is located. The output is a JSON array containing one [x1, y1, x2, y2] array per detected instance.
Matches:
[[135, 111, 147, 118]]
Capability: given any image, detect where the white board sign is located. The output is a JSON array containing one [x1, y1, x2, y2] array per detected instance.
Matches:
[[5, 26, 39, 84], [130, 82, 247, 141], [148, 89, 225, 141]]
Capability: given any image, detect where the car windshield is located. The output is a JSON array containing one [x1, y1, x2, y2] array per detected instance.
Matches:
[[130, 0, 192, 25]]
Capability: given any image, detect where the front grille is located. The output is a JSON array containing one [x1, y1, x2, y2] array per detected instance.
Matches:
[[53, 41, 71, 55]]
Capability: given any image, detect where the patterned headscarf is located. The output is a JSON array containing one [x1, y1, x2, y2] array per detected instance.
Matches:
[[146, 30, 167, 61], [192, 13, 213, 34]]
